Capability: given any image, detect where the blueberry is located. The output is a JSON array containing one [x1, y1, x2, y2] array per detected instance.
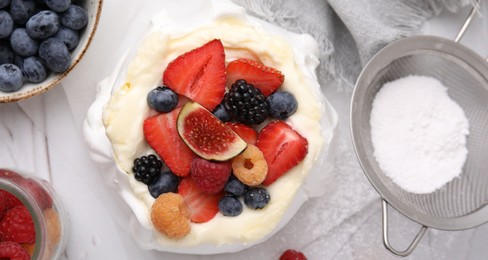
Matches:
[[45, 0, 70, 12], [19, 56, 47, 83], [0, 63, 23, 92], [244, 187, 270, 209], [212, 103, 231, 122], [10, 28, 38, 56], [60, 5, 87, 30], [218, 196, 243, 216], [0, 11, 14, 39], [224, 175, 248, 196], [266, 91, 298, 120], [26, 10, 60, 39], [147, 86, 178, 112], [0, 0, 10, 9], [148, 171, 179, 198], [0, 45, 14, 64], [54, 26, 79, 50], [9, 0, 37, 25], [39, 37, 70, 72]]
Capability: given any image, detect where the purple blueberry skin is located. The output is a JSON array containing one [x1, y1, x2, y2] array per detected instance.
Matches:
[[26, 10, 60, 39], [19, 56, 47, 83], [0, 45, 14, 64], [9, 0, 37, 25], [10, 28, 38, 56], [54, 26, 79, 50], [0, 63, 23, 92], [60, 5, 87, 30], [45, 0, 71, 12], [38, 37, 70, 73], [0, 11, 14, 39]]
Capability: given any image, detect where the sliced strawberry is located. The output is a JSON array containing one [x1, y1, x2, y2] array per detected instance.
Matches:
[[224, 122, 258, 145], [163, 39, 226, 111], [143, 108, 197, 177], [177, 178, 222, 223], [226, 58, 284, 96], [256, 121, 308, 186]]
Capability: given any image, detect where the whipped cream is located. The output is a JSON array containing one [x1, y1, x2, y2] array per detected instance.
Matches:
[[84, 0, 338, 254]]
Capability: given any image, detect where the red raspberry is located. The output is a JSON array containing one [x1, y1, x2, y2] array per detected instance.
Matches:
[[190, 158, 231, 194], [0, 205, 35, 244], [0, 190, 22, 210], [0, 241, 30, 260], [280, 249, 307, 260], [18, 178, 53, 210], [0, 194, 5, 219]]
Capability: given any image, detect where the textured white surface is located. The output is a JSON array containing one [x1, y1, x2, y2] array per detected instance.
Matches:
[[0, 0, 486, 259]]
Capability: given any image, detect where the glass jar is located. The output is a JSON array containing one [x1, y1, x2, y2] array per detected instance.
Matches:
[[0, 169, 68, 259]]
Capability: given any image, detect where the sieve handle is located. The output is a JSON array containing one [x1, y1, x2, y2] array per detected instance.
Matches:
[[381, 200, 428, 257]]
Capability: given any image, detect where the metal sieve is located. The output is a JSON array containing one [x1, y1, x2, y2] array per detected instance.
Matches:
[[350, 4, 488, 257]]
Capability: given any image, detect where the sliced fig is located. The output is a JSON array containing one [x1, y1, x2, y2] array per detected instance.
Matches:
[[177, 102, 247, 161]]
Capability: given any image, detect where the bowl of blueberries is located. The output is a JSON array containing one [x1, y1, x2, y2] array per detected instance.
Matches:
[[0, 0, 102, 102]]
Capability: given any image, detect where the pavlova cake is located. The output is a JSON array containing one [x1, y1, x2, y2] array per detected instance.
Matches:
[[84, 0, 337, 254]]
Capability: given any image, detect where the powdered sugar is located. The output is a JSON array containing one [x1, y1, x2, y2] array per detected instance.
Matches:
[[370, 75, 469, 194]]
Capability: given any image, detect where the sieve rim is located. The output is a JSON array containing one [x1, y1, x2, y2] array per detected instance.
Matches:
[[351, 34, 488, 231]]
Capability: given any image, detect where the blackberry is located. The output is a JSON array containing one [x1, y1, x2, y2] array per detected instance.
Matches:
[[224, 79, 268, 125], [132, 155, 163, 185]]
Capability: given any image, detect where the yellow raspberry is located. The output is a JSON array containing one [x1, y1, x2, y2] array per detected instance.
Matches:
[[231, 144, 268, 186], [151, 193, 191, 240]]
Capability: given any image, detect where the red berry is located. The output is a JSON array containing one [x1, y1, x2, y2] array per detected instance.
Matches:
[[257, 121, 308, 186], [143, 107, 197, 177], [18, 178, 52, 210], [224, 122, 258, 145], [280, 249, 307, 260], [0, 241, 30, 260], [177, 178, 222, 223], [226, 58, 284, 96], [163, 39, 226, 111], [0, 205, 35, 244], [0, 190, 22, 210], [191, 158, 231, 194]]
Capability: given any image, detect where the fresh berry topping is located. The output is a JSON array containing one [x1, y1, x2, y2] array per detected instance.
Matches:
[[0, 195, 5, 219], [257, 121, 308, 186], [218, 196, 242, 217], [163, 39, 226, 111], [223, 79, 269, 125], [18, 56, 47, 83], [191, 158, 231, 194], [0, 241, 30, 260], [0, 205, 35, 244], [151, 192, 191, 240], [244, 187, 270, 210], [132, 155, 163, 185], [44, 207, 61, 249], [232, 144, 268, 186], [280, 249, 307, 260], [177, 102, 247, 161], [143, 108, 197, 177], [267, 91, 298, 120], [59, 5, 88, 30], [147, 86, 179, 113], [0, 63, 23, 93], [148, 171, 179, 199], [212, 103, 231, 122], [226, 58, 284, 96], [224, 175, 248, 197], [177, 178, 222, 223], [25, 10, 60, 39], [0, 190, 22, 210], [224, 122, 258, 145], [18, 178, 52, 210], [38, 37, 71, 73]]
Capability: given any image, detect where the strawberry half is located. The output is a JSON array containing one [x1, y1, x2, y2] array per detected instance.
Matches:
[[226, 58, 284, 96], [256, 121, 308, 186], [224, 122, 258, 145], [143, 108, 197, 177], [177, 178, 222, 223], [163, 39, 226, 111]]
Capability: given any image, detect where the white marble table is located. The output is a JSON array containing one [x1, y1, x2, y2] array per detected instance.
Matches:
[[0, 1, 487, 259]]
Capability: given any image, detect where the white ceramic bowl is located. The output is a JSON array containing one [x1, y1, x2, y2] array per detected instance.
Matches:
[[0, 0, 103, 103]]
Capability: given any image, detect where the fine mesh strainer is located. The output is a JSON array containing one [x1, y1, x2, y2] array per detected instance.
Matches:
[[351, 4, 488, 257]]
